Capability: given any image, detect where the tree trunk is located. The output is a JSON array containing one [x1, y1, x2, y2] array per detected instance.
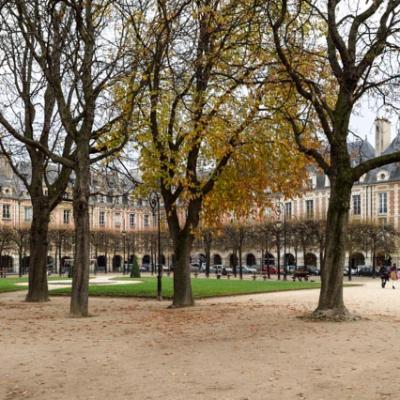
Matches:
[[18, 246, 23, 278], [238, 245, 243, 280], [347, 243, 353, 282], [233, 249, 237, 277], [70, 147, 90, 317], [205, 246, 210, 277], [276, 241, 281, 280], [314, 177, 352, 320], [26, 200, 50, 302], [319, 242, 325, 274], [58, 237, 62, 277], [104, 240, 108, 273], [171, 234, 194, 307]]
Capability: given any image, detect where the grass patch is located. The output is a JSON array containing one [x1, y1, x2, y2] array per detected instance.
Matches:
[[50, 276, 321, 299], [0, 276, 71, 294]]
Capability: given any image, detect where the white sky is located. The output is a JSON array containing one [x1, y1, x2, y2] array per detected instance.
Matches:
[[350, 101, 400, 145]]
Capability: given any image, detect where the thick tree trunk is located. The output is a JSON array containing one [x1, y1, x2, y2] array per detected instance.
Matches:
[[70, 147, 90, 317], [171, 234, 194, 307], [314, 177, 352, 320], [26, 201, 50, 302]]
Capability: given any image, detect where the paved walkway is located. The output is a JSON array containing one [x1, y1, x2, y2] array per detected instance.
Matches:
[[15, 274, 142, 289]]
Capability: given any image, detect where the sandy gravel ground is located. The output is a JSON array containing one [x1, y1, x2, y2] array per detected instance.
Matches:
[[1, 277, 400, 400]]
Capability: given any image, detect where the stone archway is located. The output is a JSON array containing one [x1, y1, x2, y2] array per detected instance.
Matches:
[[47, 256, 54, 272], [142, 254, 151, 265], [159, 254, 166, 265], [0, 255, 13, 273], [304, 253, 317, 267], [263, 252, 275, 266], [229, 253, 238, 267], [97, 255, 107, 272], [246, 253, 256, 266], [113, 255, 122, 271], [284, 253, 295, 266], [21, 256, 30, 274], [376, 253, 386, 267], [213, 254, 222, 265], [349, 252, 365, 268]]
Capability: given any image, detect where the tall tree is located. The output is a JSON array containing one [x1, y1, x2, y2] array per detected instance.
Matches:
[[0, 8, 74, 300], [8, 0, 143, 316], [132, 0, 309, 307], [267, 0, 400, 319]]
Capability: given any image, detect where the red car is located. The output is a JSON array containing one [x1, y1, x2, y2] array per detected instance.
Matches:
[[261, 265, 277, 274]]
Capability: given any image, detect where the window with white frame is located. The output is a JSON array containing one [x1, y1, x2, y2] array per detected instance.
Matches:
[[2, 204, 11, 219], [63, 209, 71, 224], [305, 199, 314, 219], [144, 214, 149, 227], [378, 192, 387, 214], [24, 207, 33, 221], [114, 212, 122, 228], [129, 213, 135, 228], [99, 211, 105, 227], [284, 202, 292, 219], [352, 194, 361, 215]]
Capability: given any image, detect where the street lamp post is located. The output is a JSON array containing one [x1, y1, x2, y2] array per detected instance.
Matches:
[[149, 191, 162, 301], [276, 201, 288, 281], [276, 220, 281, 280], [122, 230, 126, 275]]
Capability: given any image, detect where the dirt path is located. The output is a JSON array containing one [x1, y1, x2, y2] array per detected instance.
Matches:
[[1, 278, 399, 400]]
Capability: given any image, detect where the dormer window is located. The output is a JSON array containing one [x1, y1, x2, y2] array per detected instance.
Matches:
[[307, 174, 317, 190], [377, 170, 389, 181]]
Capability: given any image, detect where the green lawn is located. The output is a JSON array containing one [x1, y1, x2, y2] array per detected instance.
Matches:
[[0, 276, 71, 294], [50, 276, 321, 299]]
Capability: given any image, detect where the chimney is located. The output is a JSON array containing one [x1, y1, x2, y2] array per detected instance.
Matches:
[[0, 154, 13, 179], [375, 117, 391, 156]]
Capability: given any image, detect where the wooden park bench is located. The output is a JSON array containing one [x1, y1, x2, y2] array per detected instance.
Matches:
[[292, 269, 309, 282]]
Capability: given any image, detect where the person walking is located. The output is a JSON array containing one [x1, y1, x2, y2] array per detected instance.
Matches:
[[390, 264, 398, 289], [379, 265, 389, 288]]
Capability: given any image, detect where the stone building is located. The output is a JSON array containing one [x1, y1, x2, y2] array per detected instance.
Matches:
[[0, 158, 163, 274], [1, 117, 400, 274]]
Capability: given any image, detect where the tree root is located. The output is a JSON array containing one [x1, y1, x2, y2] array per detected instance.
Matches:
[[167, 302, 195, 309], [299, 307, 361, 322]]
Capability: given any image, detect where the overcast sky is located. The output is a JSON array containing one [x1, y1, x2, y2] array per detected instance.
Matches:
[[350, 100, 400, 146]]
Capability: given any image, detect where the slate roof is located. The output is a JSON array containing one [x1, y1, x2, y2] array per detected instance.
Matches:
[[0, 156, 137, 202], [312, 130, 400, 189]]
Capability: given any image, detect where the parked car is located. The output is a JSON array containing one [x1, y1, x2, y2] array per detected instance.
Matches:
[[241, 265, 258, 274], [306, 266, 321, 275], [286, 265, 297, 274], [210, 264, 224, 274], [358, 266, 376, 276], [222, 266, 233, 275], [140, 263, 150, 272], [261, 265, 277, 274], [190, 264, 201, 273], [343, 267, 357, 276]]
